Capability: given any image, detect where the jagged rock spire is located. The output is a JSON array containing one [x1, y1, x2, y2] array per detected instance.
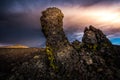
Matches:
[[82, 25, 112, 46]]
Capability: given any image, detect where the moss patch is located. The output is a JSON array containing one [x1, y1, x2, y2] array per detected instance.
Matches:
[[46, 47, 58, 71]]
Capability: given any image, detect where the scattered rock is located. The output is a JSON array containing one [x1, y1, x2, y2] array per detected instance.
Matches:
[[33, 55, 40, 59]]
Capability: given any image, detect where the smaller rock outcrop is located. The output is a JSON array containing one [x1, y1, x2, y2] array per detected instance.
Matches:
[[83, 25, 112, 45], [71, 26, 120, 80], [82, 25, 112, 52], [81, 26, 114, 63]]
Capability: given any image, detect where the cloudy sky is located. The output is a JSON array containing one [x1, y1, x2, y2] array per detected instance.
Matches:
[[0, 0, 120, 47]]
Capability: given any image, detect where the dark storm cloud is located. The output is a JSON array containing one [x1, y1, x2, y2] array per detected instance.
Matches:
[[0, 0, 47, 47], [0, 11, 46, 47], [51, 0, 120, 6], [0, 0, 50, 14]]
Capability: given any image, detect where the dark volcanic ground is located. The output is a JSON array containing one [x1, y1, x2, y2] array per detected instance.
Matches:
[[0, 45, 120, 80], [0, 48, 46, 79]]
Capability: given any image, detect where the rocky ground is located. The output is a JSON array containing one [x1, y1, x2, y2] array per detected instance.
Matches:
[[0, 7, 120, 80]]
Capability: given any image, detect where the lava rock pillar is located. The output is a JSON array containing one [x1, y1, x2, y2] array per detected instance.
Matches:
[[40, 7, 79, 61], [40, 8, 79, 79]]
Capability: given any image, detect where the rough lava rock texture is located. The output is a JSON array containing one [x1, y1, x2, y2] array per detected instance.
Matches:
[[40, 7, 80, 79], [0, 7, 120, 80]]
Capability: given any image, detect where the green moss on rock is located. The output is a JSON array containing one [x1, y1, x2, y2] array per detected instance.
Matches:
[[46, 47, 58, 71]]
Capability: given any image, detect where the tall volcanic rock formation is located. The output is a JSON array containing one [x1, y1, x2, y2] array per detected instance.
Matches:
[[40, 7, 79, 79]]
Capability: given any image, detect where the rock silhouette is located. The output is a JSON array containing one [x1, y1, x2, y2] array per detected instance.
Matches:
[[0, 7, 120, 80]]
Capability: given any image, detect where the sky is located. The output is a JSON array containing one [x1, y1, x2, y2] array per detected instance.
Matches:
[[0, 0, 120, 47]]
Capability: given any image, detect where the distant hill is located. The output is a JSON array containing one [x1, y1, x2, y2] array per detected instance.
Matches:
[[0, 44, 29, 48]]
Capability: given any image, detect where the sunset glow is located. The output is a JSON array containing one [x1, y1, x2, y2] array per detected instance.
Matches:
[[61, 5, 120, 31]]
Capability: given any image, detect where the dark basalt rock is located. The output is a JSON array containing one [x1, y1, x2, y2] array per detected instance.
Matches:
[[75, 26, 120, 80], [82, 25, 115, 64]]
